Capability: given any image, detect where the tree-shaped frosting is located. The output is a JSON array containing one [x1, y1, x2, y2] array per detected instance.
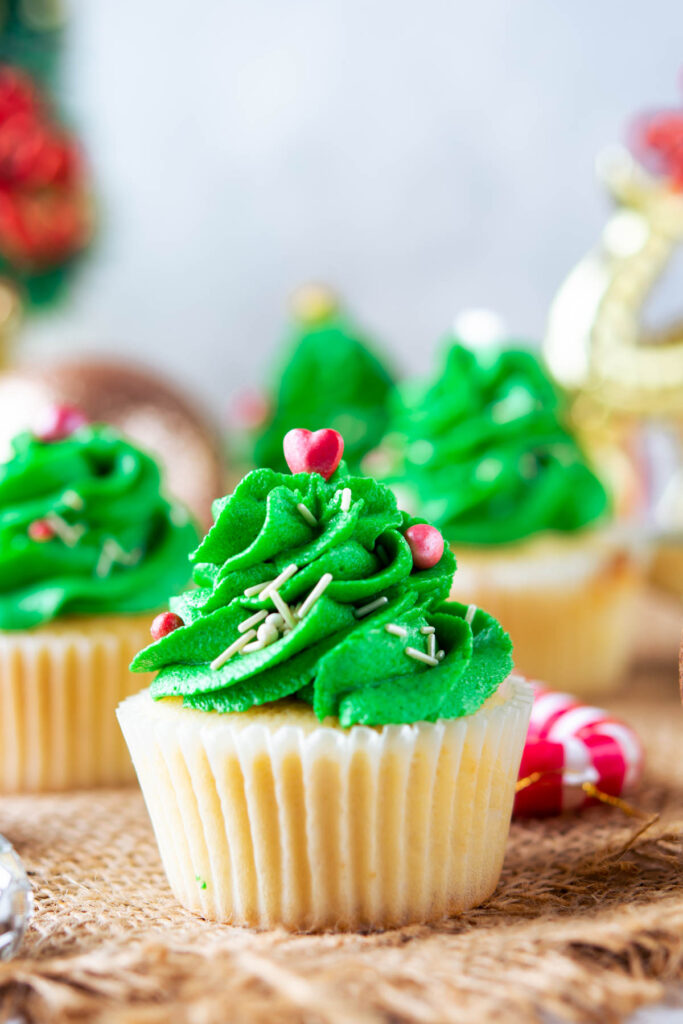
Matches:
[[0, 420, 198, 628], [132, 429, 512, 727], [378, 342, 609, 546], [251, 290, 395, 475]]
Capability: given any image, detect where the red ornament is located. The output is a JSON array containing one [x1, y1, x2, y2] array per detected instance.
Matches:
[[34, 404, 88, 442], [0, 63, 91, 273], [150, 611, 184, 641], [283, 428, 344, 480], [514, 679, 644, 818], [28, 519, 55, 542], [403, 523, 444, 570], [630, 107, 683, 190]]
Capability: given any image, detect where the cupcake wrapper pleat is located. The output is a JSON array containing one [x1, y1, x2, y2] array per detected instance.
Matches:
[[0, 614, 155, 792], [118, 677, 533, 931]]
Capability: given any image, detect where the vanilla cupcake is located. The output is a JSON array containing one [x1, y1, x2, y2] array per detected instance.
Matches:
[[372, 342, 641, 695], [118, 427, 531, 931], [0, 406, 198, 792]]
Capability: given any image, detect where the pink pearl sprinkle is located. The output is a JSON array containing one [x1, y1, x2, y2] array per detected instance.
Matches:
[[403, 524, 445, 571], [150, 611, 184, 641], [28, 519, 55, 542], [34, 405, 89, 443]]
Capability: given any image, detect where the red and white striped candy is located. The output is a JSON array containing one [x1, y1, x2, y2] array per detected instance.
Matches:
[[514, 679, 644, 817]]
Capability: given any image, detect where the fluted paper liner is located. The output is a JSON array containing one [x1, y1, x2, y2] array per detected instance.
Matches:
[[452, 541, 641, 696], [0, 613, 155, 793], [118, 676, 533, 931]]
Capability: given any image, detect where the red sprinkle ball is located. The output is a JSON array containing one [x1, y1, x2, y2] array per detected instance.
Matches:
[[283, 428, 344, 480], [34, 404, 88, 443], [403, 524, 445, 571], [28, 518, 55, 542], [150, 611, 184, 641]]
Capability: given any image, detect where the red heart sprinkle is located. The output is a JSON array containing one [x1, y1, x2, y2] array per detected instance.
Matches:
[[283, 428, 344, 480], [150, 611, 184, 641], [28, 519, 55, 542], [34, 404, 88, 442], [404, 524, 444, 570]]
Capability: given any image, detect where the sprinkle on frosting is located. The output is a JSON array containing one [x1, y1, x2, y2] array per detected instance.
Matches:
[[296, 502, 318, 528], [405, 646, 439, 667], [131, 437, 513, 727], [465, 604, 477, 625], [297, 572, 333, 619], [354, 595, 389, 618]]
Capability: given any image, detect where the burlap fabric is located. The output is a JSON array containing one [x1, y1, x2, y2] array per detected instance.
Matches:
[[0, 658, 681, 1023]]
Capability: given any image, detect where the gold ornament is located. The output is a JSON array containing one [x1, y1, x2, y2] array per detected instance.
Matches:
[[544, 145, 683, 601]]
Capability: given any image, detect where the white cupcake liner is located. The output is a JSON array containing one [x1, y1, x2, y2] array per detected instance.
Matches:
[[0, 613, 154, 792], [118, 675, 533, 931]]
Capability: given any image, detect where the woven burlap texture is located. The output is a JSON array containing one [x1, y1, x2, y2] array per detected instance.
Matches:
[[0, 666, 681, 1024]]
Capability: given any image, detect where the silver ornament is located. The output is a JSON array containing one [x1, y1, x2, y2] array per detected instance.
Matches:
[[0, 835, 32, 960]]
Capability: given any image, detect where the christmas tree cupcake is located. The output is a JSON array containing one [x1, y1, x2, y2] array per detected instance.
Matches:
[[118, 427, 532, 931], [373, 341, 641, 695], [243, 284, 395, 475], [0, 406, 198, 791]]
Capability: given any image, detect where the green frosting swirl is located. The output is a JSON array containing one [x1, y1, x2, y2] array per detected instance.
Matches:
[[379, 342, 609, 545], [0, 426, 199, 629], [252, 307, 395, 475], [131, 463, 513, 727]]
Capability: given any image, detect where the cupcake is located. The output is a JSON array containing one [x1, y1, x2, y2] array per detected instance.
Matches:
[[118, 427, 532, 931], [0, 407, 198, 792], [372, 341, 642, 696], [243, 285, 395, 475]]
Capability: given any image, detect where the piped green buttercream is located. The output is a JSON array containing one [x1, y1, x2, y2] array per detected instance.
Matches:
[[132, 461, 513, 726], [378, 342, 609, 545], [251, 308, 395, 474], [0, 426, 199, 629]]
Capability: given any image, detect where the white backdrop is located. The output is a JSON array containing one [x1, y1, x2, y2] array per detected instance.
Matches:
[[21, 0, 683, 413]]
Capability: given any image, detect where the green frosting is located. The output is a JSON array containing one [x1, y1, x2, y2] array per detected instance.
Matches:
[[252, 307, 395, 474], [379, 342, 609, 545], [132, 462, 513, 727], [0, 426, 199, 629]]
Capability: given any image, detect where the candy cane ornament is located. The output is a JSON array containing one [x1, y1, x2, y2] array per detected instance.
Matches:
[[514, 679, 644, 817]]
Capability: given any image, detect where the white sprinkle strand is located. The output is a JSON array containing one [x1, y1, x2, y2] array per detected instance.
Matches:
[[297, 573, 333, 620], [265, 612, 284, 629], [354, 595, 389, 619], [437, 650, 446, 661], [46, 512, 85, 548], [211, 630, 256, 670], [270, 589, 296, 629], [420, 626, 436, 635], [260, 563, 298, 600], [240, 639, 268, 654], [465, 603, 477, 625], [405, 647, 439, 667], [238, 609, 268, 633], [244, 580, 271, 597], [385, 623, 408, 638], [428, 633, 436, 659], [61, 490, 84, 511], [340, 487, 352, 513], [296, 503, 318, 528], [95, 537, 141, 577]]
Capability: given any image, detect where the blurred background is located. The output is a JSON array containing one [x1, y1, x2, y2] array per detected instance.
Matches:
[[17, 0, 683, 408]]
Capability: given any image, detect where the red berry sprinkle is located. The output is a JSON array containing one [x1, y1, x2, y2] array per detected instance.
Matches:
[[28, 518, 55, 542], [283, 428, 344, 480], [150, 611, 184, 641], [403, 524, 445, 571], [34, 404, 88, 442]]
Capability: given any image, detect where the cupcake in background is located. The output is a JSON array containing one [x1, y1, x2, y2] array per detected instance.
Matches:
[[0, 406, 198, 792], [118, 426, 532, 931], [371, 338, 642, 695], [237, 284, 396, 475]]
